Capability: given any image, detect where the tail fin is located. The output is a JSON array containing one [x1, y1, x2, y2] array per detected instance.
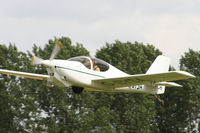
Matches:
[[146, 55, 170, 94], [146, 55, 170, 74]]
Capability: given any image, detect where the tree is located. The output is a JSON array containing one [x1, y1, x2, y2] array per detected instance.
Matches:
[[1, 38, 199, 132], [95, 40, 162, 132], [30, 37, 97, 132], [0, 37, 93, 132], [180, 49, 200, 132], [154, 49, 200, 132], [0, 44, 42, 132]]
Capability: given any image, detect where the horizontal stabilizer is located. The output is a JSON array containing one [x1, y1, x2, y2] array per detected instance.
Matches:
[[0, 69, 50, 80], [155, 82, 182, 87]]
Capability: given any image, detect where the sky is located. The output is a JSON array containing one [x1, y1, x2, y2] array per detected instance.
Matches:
[[0, 0, 200, 69]]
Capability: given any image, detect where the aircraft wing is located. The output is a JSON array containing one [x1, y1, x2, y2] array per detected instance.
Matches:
[[0, 69, 50, 80], [92, 71, 195, 88]]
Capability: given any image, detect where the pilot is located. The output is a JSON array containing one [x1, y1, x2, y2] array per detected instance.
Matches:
[[93, 61, 100, 72], [82, 59, 91, 69]]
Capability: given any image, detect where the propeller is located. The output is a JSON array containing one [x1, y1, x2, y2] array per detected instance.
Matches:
[[50, 40, 63, 60], [30, 56, 43, 65], [30, 40, 63, 88], [31, 40, 63, 66]]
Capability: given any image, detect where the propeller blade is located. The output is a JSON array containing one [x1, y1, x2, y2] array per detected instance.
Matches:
[[30, 56, 44, 65], [50, 40, 63, 60]]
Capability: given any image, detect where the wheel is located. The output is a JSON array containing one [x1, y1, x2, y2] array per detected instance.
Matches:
[[72, 86, 84, 94]]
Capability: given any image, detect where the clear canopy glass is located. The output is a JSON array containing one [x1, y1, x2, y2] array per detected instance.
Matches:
[[68, 56, 109, 72]]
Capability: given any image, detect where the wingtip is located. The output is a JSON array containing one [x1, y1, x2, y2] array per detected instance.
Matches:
[[190, 74, 196, 78], [56, 40, 63, 48], [177, 71, 196, 78]]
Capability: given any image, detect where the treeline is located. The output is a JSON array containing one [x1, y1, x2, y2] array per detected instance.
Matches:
[[0, 37, 200, 132]]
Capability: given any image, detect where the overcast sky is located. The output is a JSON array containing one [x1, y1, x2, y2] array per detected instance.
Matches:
[[0, 0, 200, 69]]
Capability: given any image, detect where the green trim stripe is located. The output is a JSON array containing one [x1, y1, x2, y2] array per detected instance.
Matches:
[[57, 66, 105, 78]]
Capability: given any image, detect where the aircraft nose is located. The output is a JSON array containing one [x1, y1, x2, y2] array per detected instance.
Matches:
[[42, 60, 54, 68], [65, 60, 79, 67]]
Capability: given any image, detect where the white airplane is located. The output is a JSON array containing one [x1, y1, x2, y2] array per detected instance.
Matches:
[[0, 41, 195, 94]]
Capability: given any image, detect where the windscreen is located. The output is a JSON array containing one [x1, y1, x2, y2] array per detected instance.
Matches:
[[68, 57, 91, 69]]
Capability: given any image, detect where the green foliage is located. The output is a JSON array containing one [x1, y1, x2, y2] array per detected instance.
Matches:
[[32, 37, 89, 60], [0, 38, 199, 132], [180, 49, 200, 76], [0, 44, 40, 132], [96, 41, 162, 74], [96, 40, 162, 132], [180, 49, 200, 132], [154, 49, 200, 133], [29, 37, 98, 132]]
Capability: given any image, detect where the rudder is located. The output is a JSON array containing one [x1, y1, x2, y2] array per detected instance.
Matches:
[[146, 55, 170, 74], [146, 55, 170, 94]]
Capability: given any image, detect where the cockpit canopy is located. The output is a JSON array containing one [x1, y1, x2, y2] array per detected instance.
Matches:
[[68, 56, 109, 72]]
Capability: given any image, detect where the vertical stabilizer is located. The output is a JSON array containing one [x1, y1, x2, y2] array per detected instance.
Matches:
[[145, 55, 170, 94], [146, 55, 170, 74]]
